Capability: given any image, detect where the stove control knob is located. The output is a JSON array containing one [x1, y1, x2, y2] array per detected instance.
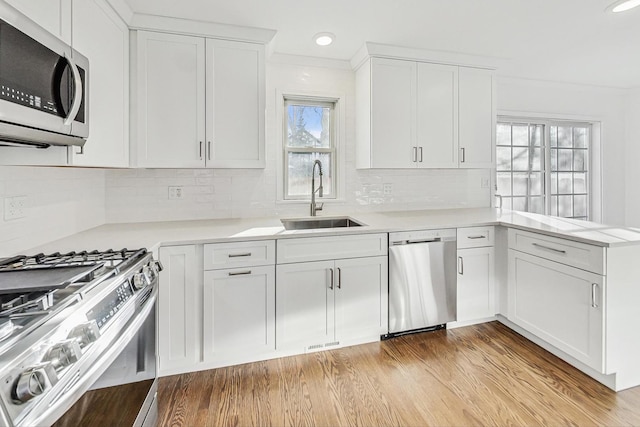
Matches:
[[13, 363, 59, 404], [43, 340, 82, 371], [133, 271, 149, 290], [67, 321, 100, 348]]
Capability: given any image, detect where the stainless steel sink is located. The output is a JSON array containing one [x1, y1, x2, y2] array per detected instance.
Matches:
[[281, 216, 365, 230]]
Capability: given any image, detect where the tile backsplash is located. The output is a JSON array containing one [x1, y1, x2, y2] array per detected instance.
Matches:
[[0, 166, 105, 255], [105, 167, 491, 223]]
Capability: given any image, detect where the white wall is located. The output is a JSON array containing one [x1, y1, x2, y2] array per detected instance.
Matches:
[[496, 76, 628, 225], [625, 88, 640, 227], [106, 56, 490, 223], [0, 166, 105, 256]]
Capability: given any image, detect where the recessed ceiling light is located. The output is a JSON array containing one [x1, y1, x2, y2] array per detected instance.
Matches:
[[607, 0, 640, 12], [314, 32, 335, 46]]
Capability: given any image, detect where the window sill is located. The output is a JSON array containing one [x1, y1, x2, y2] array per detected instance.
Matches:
[[276, 198, 346, 206]]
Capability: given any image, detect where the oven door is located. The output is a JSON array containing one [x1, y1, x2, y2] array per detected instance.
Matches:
[[0, 3, 89, 139], [52, 297, 157, 427]]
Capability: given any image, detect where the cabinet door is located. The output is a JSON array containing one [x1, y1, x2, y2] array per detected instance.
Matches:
[[457, 247, 495, 322], [69, 0, 129, 167], [205, 39, 265, 168], [416, 63, 458, 168], [202, 266, 275, 361], [5, 0, 71, 43], [158, 245, 200, 374], [508, 249, 604, 372], [458, 67, 494, 168], [370, 58, 416, 168], [276, 261, 335, 351], [133, 31, 205, 168], [334, 256, 388, 343]]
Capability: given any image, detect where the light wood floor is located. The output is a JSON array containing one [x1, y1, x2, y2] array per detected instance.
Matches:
[[158, 321, 640, 426]]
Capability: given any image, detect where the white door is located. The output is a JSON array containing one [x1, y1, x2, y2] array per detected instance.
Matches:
[[133, 31, 205, 168], [457, 247, 495, 322], [370, 58, 416, 168], [334, 256, 388, 343], [5, 0, 71, 43], [70, 0, 129, 167], [508, 250, 604, 372], [202, 266, 275, 361], [276, 261, 335, 351], [416, 63, 458, 168], [158, 245, 200, 374], [205, 39, 265, 168], [458, 67, 494, 168]]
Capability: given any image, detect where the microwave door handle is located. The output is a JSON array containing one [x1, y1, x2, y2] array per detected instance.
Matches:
[[63, 52, 83, 126]]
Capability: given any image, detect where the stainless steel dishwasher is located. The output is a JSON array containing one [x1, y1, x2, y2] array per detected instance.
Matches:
[[384, 229, 457, 339]]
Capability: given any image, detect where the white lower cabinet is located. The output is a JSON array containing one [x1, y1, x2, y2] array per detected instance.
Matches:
[[158, 241, 275, 376], [508, 249, 604, 372], [456, 247, 495, 322], [453, 226, 495, 326], [276, 256, 388, 352], [202, 265, 275, 361], [158, 245, 200, 374]]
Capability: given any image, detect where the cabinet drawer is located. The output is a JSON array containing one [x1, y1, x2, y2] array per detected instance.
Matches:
[[204, 240, 275, 270], [457, 226, 494, 249], [508, 229, 604, 275], [277, 233, 388, 264]]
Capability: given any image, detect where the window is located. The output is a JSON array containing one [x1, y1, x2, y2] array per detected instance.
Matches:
[[283, 97, 337, 200], [496, 119, 591, 220]]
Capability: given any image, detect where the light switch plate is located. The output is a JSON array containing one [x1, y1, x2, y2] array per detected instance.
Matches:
[[168, 186, 183, 200], [4, 196, 27, 220]]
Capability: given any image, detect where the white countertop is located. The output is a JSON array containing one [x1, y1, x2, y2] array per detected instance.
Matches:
[[14, 208, 640, 257]]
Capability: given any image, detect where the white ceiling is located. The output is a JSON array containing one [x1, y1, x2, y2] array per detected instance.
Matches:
[[124, 0, 640, 88]]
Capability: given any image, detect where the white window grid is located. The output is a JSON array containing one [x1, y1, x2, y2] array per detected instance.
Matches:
[[283, 97, 337, 200], [496, 118, 591, 220]]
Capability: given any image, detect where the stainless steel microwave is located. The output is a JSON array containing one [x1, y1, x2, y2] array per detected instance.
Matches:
[[0, 3, 89, 148]]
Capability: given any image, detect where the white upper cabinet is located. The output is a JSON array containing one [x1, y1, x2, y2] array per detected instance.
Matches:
[[205, 39, 265, 168], [416, 62, 458, 168], [132, 31, 206, 168], [131, 31, 265, 168], [5, 0, 71, 43], [69, 0, 129, 167], [369, 58, 415, 169], [356, 56, 493, 169], [458, 67, 494, 169]]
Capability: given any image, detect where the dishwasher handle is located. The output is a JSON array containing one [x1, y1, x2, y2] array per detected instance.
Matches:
[[391, 238, 441, 245]]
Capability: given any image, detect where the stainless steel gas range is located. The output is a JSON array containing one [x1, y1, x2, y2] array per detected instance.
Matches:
[[0, 248, 161, 427]]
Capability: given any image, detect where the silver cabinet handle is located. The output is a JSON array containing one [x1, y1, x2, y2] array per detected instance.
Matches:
[[495, 194, 503, 209], [208, 141, 212, 161], [458, 256, 464, 275], [199, 141, 203, 160], [63, 52, 83, 126], [228, 252, 252, 258], [591, 283, 598, 308], [460, 147, 466, 163], [532, 243, 567, 254], [337, 267, 341, 289], [329, 268, 334, 290], [467, 235, 486, 240], [412, 146, 417, 163], [419, 146, 423, 163], [229, 270, 251, 276]]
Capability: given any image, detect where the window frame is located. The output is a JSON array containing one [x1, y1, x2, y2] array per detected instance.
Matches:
[[496, 117, 593, 220], [280, 94, 341, 202]]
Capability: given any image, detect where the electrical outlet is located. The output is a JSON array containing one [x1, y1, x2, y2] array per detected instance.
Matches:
[[383, 183, 393, 196], [4, 196, 27, 220], [168, 186, 184, 200], [480, 177, 490, 188]]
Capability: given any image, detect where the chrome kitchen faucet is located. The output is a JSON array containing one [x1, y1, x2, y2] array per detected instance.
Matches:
[[310, 159, 324, 216]]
